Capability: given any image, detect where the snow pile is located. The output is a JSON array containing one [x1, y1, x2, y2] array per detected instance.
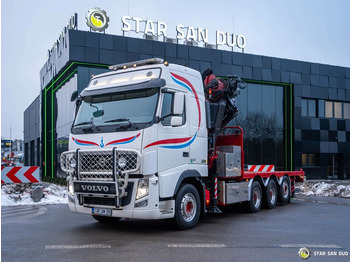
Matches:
[[1, 183, 68, 206], [297, 181, 350, 198]]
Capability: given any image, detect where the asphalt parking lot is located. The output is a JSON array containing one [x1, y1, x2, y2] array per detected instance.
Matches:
[[2, 194, 349, 262]]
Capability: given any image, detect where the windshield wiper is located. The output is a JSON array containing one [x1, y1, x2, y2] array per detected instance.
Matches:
[[104, 118, 131, 123], [73, 118, 96, 133], [104, 118, 137, 130], [73, 121, 92, 127]]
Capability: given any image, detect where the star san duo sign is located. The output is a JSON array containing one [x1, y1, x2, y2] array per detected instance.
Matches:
[[121, 16, 246, 49], [85, 7, 246, 49]]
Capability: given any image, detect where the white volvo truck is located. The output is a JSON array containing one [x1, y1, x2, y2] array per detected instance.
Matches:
[[60, 58, 304, 229]]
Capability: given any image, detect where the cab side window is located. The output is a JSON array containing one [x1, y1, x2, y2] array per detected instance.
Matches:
[[161, 93, 173, 126], [161, 92, 186, 126]]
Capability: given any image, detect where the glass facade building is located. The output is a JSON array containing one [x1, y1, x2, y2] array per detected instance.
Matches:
[[24, 29, 350, 180], [232, 83, 285, 170]]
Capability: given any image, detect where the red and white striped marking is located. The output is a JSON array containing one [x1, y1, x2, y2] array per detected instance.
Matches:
[[248, 165, 275, 172], [1, 166, 40, 184], [214, 177, 218, 198]]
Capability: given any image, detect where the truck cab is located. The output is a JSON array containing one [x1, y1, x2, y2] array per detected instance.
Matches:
[[61, 58, 208, 229]]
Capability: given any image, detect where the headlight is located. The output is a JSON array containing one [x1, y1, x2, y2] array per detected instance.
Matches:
[[136, 179, 149, 200], [118, 157, 127, 169], [69, 157, 76, 170]]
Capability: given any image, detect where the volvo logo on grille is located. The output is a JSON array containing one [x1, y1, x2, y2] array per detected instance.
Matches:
[[74, 182, 116, 194], [81, 185, 109, 192]]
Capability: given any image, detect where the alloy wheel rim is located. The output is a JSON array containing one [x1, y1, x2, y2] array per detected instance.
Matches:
[[181, 193, 197, 222]]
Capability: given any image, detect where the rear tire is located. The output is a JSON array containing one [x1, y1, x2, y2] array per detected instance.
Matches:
[[174, 184, 201, 230], [278, 176, 290, 204], [264, 179, 277, 209], [92, 215, 121, 223], [246, 181, 262, 213]]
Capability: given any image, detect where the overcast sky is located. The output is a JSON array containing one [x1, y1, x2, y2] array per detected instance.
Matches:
[[1, 0, 350, 139]]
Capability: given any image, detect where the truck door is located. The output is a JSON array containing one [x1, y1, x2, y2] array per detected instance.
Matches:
[[157, 90, 189, 172]]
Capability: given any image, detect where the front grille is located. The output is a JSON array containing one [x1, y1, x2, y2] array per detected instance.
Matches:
[[83, 196, 115, 206]]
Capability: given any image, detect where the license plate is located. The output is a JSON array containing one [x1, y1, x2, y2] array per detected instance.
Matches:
[[92, 207, 112, 216]]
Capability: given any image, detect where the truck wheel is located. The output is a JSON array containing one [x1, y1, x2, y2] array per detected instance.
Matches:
[[246, 181, 262, 213], [278, 176, 290, 204], [264, 179, 277, 209], [92, 215, 121, 223], [174, 184, 201, 230]]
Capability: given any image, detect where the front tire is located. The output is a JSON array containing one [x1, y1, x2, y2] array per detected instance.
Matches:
[[174, 184, 201, 230]]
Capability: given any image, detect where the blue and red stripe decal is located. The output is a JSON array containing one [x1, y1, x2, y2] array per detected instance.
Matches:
[[144, 73, 201, 149], [72, 137, 99, 147], [105, 133, 141, 146], [72, 133, 141, 148], [170, 72, 201, 128]]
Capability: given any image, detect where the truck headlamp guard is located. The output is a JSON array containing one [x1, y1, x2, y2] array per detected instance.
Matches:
[[60, 148, 141, 198]]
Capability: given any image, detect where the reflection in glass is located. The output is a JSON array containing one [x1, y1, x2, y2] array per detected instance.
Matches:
[[344, 103, 350, 119], [318, 100, 325, 118], [302, 154, 307, 166], [308, 100, 316, 117], [301, 99, 307, 117], [230, 83, 284, 170], [325, 101, 333, 118], [73, 88, 159, 128], [334, 102, 342, 118]]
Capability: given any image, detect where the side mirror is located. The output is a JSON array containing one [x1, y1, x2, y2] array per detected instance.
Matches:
[[71, 91, 79, 101], [170, 116, 183, 127], [93, 110, 104, 118], [173, 92, 184, 115]]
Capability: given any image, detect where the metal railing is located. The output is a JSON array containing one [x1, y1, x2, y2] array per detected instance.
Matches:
[[60, 148, 141, 197]]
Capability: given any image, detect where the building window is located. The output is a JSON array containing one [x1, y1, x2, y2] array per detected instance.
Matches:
[[344, 103, 350, 119], [334, 102, 342, 118], [325, 101, 333, 118], [232, 83, 285, 170], [318, 100, 325, 118], [302, 153, 320, 166], [301, 99, 316, 117], [308, 100, 316, 117], [319, 100, 348, 119]]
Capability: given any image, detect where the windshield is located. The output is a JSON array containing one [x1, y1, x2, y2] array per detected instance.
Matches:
[[72, 87, 159, 134]]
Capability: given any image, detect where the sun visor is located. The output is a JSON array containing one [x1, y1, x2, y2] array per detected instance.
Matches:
[[81, 78, 166, 97]]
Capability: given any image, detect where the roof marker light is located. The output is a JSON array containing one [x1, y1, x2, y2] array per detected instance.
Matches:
[[109, 58, 164, 70]]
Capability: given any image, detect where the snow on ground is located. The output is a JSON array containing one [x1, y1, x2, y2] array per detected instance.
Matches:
[[296, 181, 350, 198], [1, 183, 68, 206], [2, 181, 349, 207]]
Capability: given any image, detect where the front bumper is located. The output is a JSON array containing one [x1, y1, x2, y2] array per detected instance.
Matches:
[[67, 177, 174, 220]]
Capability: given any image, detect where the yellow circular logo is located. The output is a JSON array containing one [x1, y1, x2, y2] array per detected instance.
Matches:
[[299, 247, 311, 260], [91, 13, 103, 27], [86, 8, 109, 32]]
